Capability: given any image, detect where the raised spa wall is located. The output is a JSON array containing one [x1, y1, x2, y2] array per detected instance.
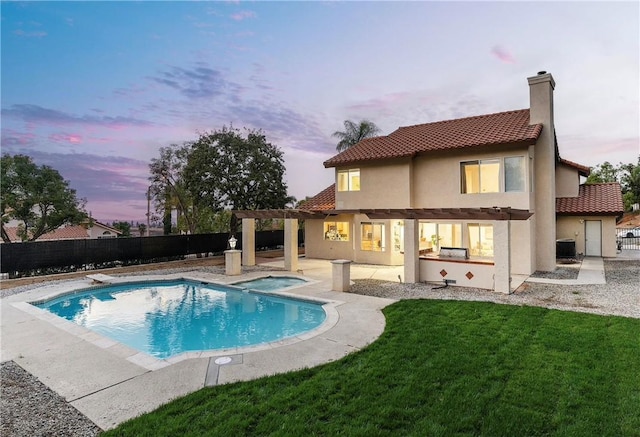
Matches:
[[419, 258, 494, 289]]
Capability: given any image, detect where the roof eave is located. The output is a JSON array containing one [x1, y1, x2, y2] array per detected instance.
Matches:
[[324, 138, 539, 168], [324, 153, 416, 169], [556, 210, 624, 216]]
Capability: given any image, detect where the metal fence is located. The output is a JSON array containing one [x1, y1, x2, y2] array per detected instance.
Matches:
[[616, 227, 640, 250], [1, 230, 304, 275]]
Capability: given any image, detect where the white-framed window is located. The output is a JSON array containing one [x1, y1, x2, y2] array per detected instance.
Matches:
[[337, 169, 360, 191], [461, 156, 525, 194], [361, 222, 385, 252], [419, 222, 462, 254], [324, 221, 350, 241], [467, 223, 494, 257]]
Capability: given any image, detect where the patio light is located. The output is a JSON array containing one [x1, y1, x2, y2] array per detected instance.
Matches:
[[228, 235, 237, 249]]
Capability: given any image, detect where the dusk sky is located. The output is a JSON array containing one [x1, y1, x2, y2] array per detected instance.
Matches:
[[2, 1, 638, 223]]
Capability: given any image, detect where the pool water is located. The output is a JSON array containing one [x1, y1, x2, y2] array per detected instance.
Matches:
[[36, 280, 326, 359]]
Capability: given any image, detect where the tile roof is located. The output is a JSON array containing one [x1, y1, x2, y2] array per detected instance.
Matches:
[[556, 183, 624, 215], [3, 225, 90, 242], [324, 109, 542, 167], [559, 158, 590, 177], [300, 184, 336, 211]]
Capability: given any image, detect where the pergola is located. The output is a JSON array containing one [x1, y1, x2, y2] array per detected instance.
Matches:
[[232, 207, 533, 294]]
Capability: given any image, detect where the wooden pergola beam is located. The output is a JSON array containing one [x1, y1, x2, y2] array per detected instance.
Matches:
[[232, 209, 327, 220], [232, 207, 533, 221]]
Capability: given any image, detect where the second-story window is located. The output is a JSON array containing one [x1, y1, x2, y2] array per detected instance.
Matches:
[[337, 169, 360, 191], [461, 156, 525, 194], [461, 160, 500, 193], [504, 156, 525, 192]]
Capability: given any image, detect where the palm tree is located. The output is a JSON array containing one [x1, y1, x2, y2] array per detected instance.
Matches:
[[332, 119, 381, 152]]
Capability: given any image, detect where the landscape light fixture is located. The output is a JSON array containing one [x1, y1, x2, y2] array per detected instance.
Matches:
[[228, 235, 237, 249]]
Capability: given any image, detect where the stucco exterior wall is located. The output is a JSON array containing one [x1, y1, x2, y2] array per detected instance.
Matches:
[[555, 164, 580, 198], [556, 215, 618, 258], [510, 220, 535, 275], [411, 147, 532, 210], [303, 216, 355, 261], [336, 160, 411, 210]]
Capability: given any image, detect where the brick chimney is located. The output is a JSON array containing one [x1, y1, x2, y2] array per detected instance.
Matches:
[[528, 71, 557, 272]]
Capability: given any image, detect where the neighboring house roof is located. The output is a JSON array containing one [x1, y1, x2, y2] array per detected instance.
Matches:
[[300, 184, 336, 211], [89, 221, 123, 235], [3, 220, 122, 242], [324, 109, 543, 168], [3, 225, 90, 242], [559, 158, 590, 177], [556, 183, 624, 216]]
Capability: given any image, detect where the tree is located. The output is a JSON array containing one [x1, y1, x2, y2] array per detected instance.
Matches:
[[111, 221, 132, 237], [619, 157, 640, 210], [332, 119, 381, 152], [183, 126, 292, 233], [1, 154, 87, 242], [149, 145, 196, 235], [585, 161, 618, 184], [194, 209, 232, 233], [586, 157, 640, 211], [138, 223, 147, 237]]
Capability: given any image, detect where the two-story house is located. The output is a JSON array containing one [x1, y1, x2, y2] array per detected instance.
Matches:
[[235, 72, 623, 293]]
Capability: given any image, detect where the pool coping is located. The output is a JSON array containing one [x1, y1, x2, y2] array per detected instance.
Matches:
[[0, 264, 397, 430]]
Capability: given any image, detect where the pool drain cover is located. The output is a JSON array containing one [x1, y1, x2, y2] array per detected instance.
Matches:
[[214, 356, 233, 365]]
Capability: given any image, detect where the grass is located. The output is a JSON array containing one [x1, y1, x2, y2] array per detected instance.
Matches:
[[103, 300, 640, 436]]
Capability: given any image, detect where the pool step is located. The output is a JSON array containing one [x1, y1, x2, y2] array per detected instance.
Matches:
[[86, 273, 115, 284]]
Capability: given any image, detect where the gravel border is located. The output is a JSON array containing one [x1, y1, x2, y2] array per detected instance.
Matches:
[[1, 361, 101, 437], [529, 263, 581, 280], [351, 260, 639, 319], [1, 259, 638, 436]]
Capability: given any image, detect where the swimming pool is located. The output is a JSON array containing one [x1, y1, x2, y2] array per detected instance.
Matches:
[[35, 279, 326, 359]]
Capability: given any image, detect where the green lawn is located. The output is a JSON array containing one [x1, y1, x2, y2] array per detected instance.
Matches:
[[104, 300, 640, 436]]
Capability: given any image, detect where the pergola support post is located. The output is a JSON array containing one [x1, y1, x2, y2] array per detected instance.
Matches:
[[242, 218, 256, 266], [284, 218, 298, 272], [403, 219, 420, 283], [493, 220, 511, 294]]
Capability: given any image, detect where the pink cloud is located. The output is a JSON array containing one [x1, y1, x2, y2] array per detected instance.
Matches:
[[49, 133, 83, 144], [1, 129, 37, 146], [231, 10, 256, 21], [491, 45, 516, 64], [2, 104, 153, 129]]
